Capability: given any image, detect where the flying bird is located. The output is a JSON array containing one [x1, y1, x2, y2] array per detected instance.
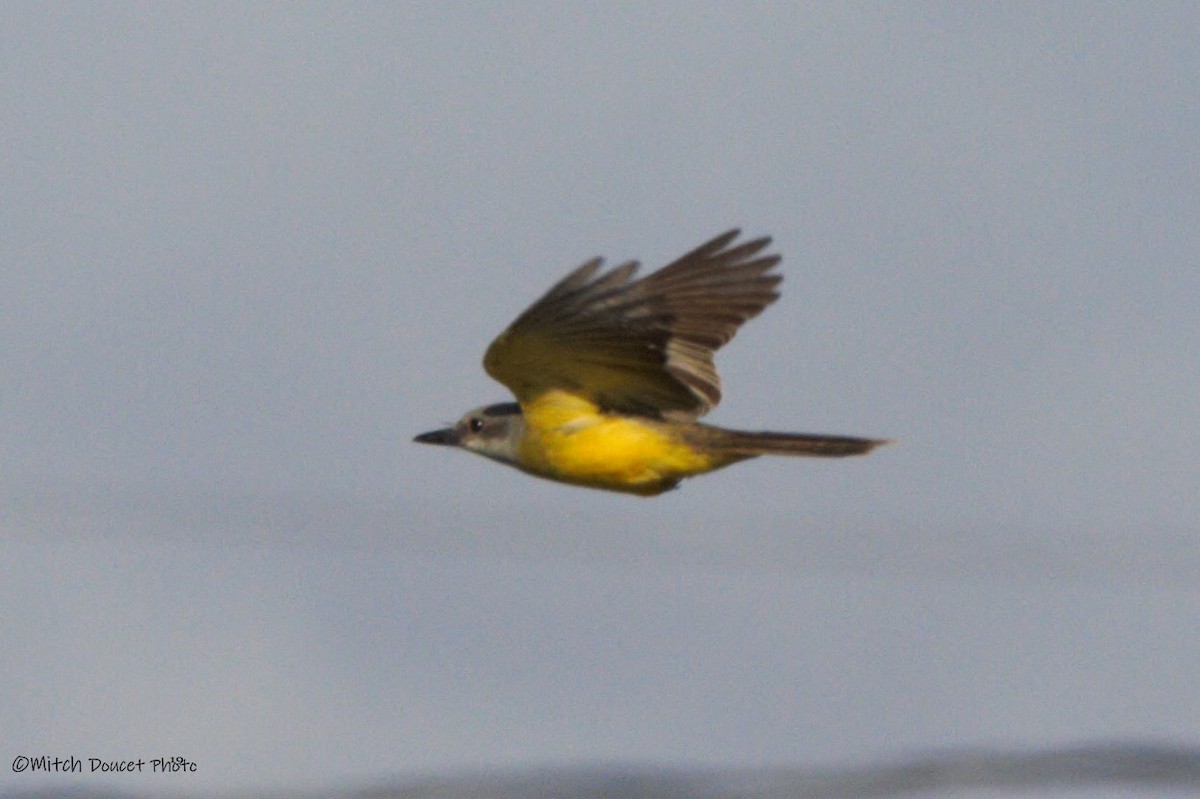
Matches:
[[415, 229, 888, 495]]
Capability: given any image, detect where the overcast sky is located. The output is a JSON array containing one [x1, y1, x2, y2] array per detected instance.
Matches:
[[3, 4, 1198, 797]]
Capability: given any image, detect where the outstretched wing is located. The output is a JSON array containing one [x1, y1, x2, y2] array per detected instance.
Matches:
[[483, 229, 781, 420]]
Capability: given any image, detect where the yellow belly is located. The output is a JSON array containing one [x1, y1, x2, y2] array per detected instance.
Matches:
[[517, 391, 718, 495]]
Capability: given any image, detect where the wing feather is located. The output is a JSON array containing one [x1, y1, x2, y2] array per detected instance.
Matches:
[[483, 229, 782, 419]]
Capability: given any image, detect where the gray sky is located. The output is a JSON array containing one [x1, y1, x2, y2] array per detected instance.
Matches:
[[3, 4, 1198, 797]]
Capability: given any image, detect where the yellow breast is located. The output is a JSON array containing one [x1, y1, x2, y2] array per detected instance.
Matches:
[[517, 391, 717, 495]]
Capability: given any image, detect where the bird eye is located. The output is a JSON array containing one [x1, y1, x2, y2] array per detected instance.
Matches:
[[468, 417, 484, 433]]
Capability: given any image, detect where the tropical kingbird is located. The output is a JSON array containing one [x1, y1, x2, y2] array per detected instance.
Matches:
[[415, 229, 888, 495]]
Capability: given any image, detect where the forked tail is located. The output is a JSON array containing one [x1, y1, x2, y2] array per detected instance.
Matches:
[[697, 427, 891, 458]]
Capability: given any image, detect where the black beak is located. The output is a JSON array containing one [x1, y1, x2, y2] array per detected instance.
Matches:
[[414, 427, 458, 446]]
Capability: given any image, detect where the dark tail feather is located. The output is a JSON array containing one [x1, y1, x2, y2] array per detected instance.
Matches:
[[701, 428, 892, 458]]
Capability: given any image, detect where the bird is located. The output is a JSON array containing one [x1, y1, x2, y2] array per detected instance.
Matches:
[[414, 229, 889, 496]]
